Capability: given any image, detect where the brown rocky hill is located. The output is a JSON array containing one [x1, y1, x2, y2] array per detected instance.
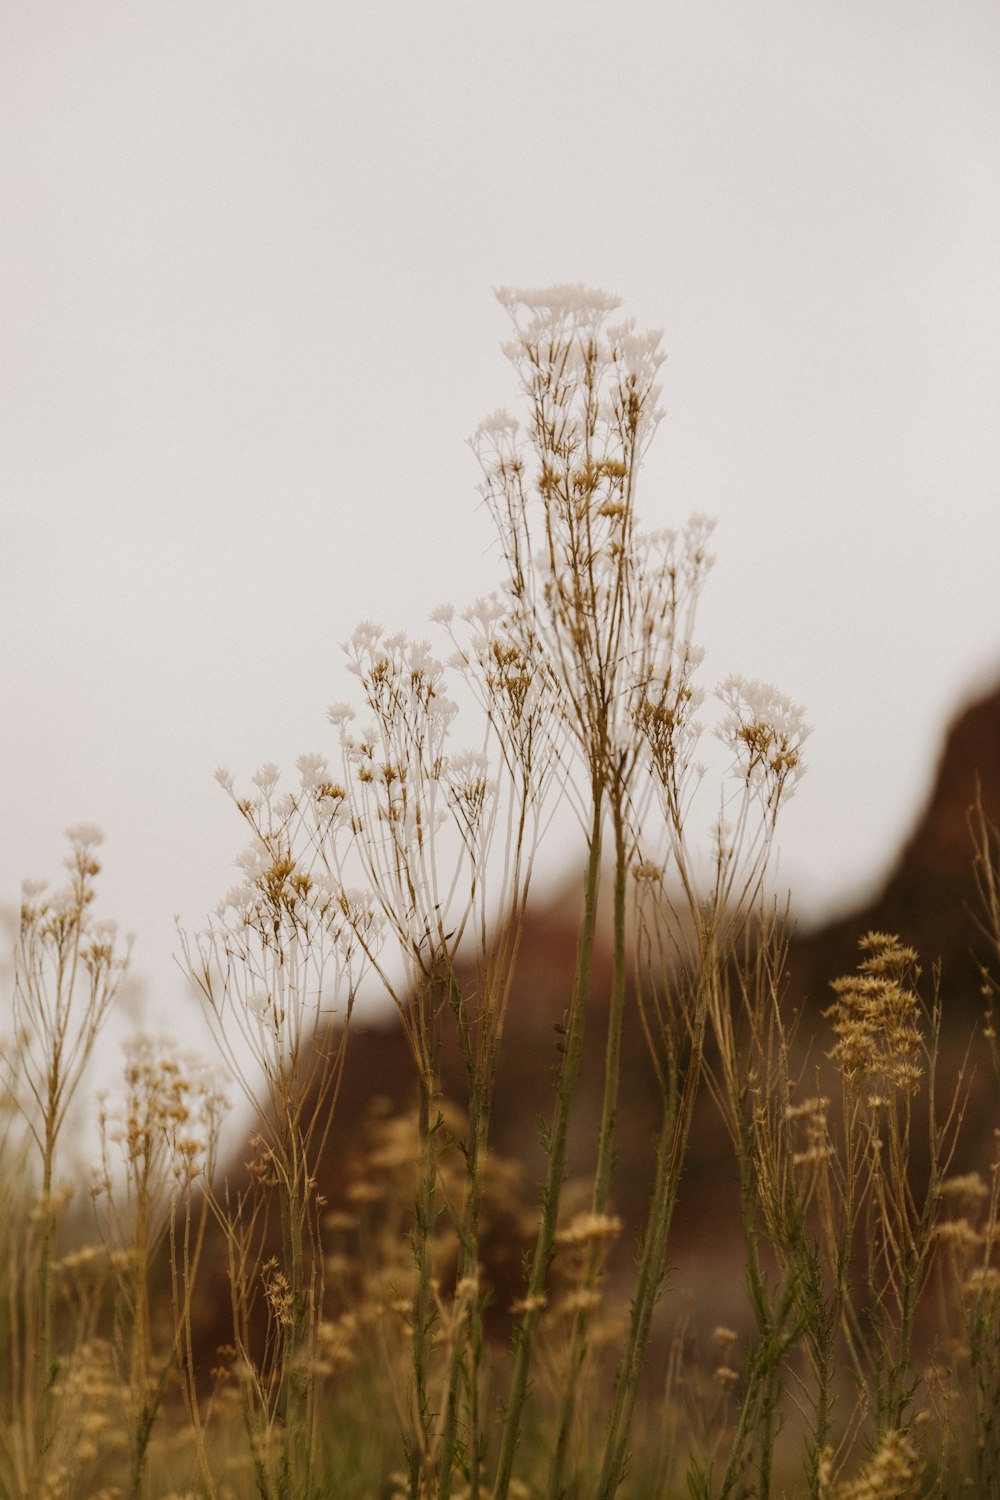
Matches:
[[785, 678, 1000, 1016], [193, 676, 1000, 1362]]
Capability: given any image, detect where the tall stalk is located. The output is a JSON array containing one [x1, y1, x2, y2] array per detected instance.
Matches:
[[544, 796, 628, 1500], [277, 1158, 311, 1498], [493, 787, 603, 1500], [9, 827, 127, 1490], [437, 966, 495, 1500], [409, 1063, 438, 1499], [33, 1135, 56, 1467], [596, 961, 711, 1500]]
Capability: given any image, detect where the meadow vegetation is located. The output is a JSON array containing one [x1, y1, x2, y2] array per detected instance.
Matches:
[[3, 286, 999, 1498]]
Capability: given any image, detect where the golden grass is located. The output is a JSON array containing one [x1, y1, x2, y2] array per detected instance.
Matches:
[[3, 287, 998, 1498]]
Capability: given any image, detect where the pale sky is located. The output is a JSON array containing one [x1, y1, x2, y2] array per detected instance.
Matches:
[[4, 2, 1000, 1037]]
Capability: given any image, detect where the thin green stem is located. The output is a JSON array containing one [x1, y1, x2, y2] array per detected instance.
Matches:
[[493, 788, 604, 1500], [596, 974, 708, 1500], [545, 797, 628, 1500]]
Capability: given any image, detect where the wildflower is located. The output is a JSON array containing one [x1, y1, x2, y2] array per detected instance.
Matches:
[[716, 675, 810, 802], [474, 408, 519, 440], [350, 619, 383, 650], [784, 1095, 830, 1122], [296, 752, 328, 787], [262, 1261, 294, 1327], [940, 1172, 990, 1213], [246, 992, 270, 1021], [495, 281, 621, 319], [444, 750, 496, 831], [462, 594, 508, 632], [323, 1210, 358, 1233], [251, 761, 280, 792], [59, 1246, 105, 1274], [65, 822, 103, 849], [327, 701, 355, 728], [793, 1144, 833, 1168], [933, 1217, 983, 1253], [825, 933, 924, 1096], [832, 1428, 922, 1499], [510, 1293, 548, 1315], [559, 1288, 601, 1315], [562, 1211, 622, 1245], [965, 1266, 1000, 1297]]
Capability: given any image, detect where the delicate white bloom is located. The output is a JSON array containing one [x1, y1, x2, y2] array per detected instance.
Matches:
[[350, 620, 383, 650], [65, 822, 103, 849], [430, 602, 455, 625], [716, 676, 810, 796], [447, 748, 490, 778], [338, 886, 374, 914], [214, 767, 234, 792], [406, 639, 442, 678], [445, 748, 496, 795], [681, 514, 716, 580], [296, 752, 328, 788], [496, 283, 621, 319], [246, 992, 270, 1021], [607, 322, 664, 367], [251, 762, 280, 792], [21, 878, 48, 898], [344, 727, 378, 765], [462, 595, 507, 632], [216, 883, 254, 918], [327, 701, 355, 728], [427, 694, 459, 728], [717, 677, 809, 746], [338, 888, 385, 946], [48, 884, 77, 914], [685, 512, 715, 544], [445, 750, 497, 831], [234, 840, 270, 879], [274, 792, 297, 819], [474, 408, 519, 440], [91, 918, 119, 941]]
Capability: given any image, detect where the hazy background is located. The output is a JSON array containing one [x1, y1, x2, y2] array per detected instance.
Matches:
[[3, 2, 999, 1037]]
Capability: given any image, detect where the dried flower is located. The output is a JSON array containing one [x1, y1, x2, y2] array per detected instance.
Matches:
[[825, 933, 924, 1095]]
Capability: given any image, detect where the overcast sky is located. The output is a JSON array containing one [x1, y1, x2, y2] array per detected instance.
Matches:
[[3, 1, 999, 1036]]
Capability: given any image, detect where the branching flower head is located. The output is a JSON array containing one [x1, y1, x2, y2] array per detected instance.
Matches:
[[716, 675, 810, 806], [12, 827, 130, 1152], [828, 1428, 922, 1500], [825, 933, 925, 1097], [181, 761, 380, 1116], [95, 1035, 227, 1236], [473, 286, 688, 793], [436, 592, 562, 802]]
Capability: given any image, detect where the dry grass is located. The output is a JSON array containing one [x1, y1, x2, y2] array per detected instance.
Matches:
[[3, 287, 998, 1498]]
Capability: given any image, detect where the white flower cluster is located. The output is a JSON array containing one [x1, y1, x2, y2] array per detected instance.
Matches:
[[97, 1034, 227, 1197], [65, 823, 104, 850], [716, 675, 810, 801]]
